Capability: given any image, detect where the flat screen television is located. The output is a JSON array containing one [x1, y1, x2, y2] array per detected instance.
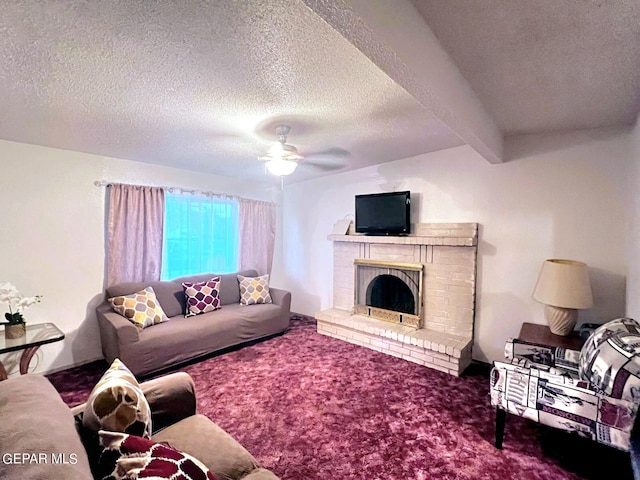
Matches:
[[355, 191, 411, 235]]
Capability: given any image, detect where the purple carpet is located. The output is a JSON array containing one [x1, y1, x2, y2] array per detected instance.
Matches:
[[48, 316, 632, 479]]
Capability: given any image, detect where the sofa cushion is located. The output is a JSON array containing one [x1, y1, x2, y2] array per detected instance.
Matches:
[[128, 305, 285, 376], [183, 277, 222, 317], [579, 317, 640, 400], [152, 414, 260, 480], [233, 303, 286, 338], [99, 430, 216, 480], [238, 274, 272, 305], [109, 286, 169, 329], [0, 375, 93, 480], [83, 359, 152, 438]]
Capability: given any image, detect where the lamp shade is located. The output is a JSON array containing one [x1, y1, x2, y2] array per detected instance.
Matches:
[[533, 259, 593, 309]]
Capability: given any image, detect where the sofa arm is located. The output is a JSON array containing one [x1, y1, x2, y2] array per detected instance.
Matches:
[[490, 359, 592, 412], [504, 337, 581, 374], [96, 303, 140, 363], [241, 468, 281, 480], [141, 372, 197, 433], [70, 372, 196, 473], [269, 287, 291, 310], [493, 359, 592, 394], [70, 372, 196, 433]]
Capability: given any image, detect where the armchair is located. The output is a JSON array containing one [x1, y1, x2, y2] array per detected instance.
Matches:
[[490, 318, 640, 455]]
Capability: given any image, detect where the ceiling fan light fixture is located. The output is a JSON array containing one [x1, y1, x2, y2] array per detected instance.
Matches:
[[266, 142, 302, 160], [258, 124, 304, 176], [265, 158, 298, 176], [267, 142, 285, 156]]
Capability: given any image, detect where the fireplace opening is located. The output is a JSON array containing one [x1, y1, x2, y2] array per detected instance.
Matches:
[[366, 275, 415, 315], [354, 259, 423, 327]]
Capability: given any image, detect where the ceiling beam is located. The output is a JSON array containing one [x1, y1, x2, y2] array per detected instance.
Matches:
[[301, 0, 504, 164]]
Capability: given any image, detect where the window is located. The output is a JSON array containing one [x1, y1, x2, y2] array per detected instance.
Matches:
[[161, 193, 239, 280]]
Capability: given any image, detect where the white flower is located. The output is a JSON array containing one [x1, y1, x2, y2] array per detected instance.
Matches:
[[17, 296, 41, 309], [0, 283, 41, 313], [0, 282, 20, 303]]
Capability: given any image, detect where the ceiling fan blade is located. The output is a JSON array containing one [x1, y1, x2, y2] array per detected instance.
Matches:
[[301, 147, 350, 171], [302, 159, 347, 172], [305, 147, 351, 159]]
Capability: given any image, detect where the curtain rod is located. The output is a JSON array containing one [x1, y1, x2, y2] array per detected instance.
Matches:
[[93, 181, 277, 206]]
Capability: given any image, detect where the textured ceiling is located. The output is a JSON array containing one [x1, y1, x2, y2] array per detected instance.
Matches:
[[1, 1, 638, 184], [412, 0, 640, 136], [0, 0, 462, 184]]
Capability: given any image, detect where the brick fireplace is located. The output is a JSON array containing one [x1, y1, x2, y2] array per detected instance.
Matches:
[[316, 223, 478, 376]]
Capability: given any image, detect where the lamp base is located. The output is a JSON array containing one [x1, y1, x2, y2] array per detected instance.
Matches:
[[544, 305, 578, 336]]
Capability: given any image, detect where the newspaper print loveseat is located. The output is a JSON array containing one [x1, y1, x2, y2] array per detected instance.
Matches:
[[490, 317, 640, 454]]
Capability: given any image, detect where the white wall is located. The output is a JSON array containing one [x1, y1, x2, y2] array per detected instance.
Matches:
[[1, 126, 632, 373], [628, 117, 640, 319], [0, 139, 279, 375], [273, 128, 631, 363]]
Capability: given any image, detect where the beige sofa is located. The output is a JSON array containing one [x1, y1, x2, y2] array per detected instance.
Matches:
[[0, 372, 279, 480], [96, 270, 291, 377]]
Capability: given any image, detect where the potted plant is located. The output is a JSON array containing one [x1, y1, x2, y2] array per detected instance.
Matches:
[[0, 282, 42, 339]]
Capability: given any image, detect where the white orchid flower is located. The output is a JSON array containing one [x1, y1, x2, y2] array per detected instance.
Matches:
[[0, 283, 42, 319], [17, 296, 41, 309], [0, 282, 20, 303]]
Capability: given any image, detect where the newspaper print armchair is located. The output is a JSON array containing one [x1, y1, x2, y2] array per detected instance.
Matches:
[[490, 318, 640, 459]]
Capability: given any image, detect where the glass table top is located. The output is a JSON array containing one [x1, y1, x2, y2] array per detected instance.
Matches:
[[0, 322, 65, 354]]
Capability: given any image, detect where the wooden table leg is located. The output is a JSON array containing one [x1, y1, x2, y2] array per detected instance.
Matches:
[[0, 361, 7, 381], [495, 407, 506, 449], [19, 346, 40, 375]]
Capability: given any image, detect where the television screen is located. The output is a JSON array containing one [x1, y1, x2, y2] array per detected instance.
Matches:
[[355, 191, 410, 235]]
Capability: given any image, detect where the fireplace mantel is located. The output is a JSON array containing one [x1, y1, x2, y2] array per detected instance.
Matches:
[[317, 222, 478, 376], [328, 222, 477, 247]]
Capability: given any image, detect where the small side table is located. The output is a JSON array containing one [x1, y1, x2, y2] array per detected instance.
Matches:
[[518, 322, 585, 350], [0, 323, 65, 380]]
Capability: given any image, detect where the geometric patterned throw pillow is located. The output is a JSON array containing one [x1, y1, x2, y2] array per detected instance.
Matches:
[[82, 359, 152, 438], [182, 277, 222, 317], [98, 431, 217, 480], [237, 274, 272, 306], [579, 317, 640, 401], [109, 286, 169, 329]]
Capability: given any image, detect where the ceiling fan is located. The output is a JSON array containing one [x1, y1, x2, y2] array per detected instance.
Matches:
[[258, 124, 303, 176], [257, 124, 349, 176]]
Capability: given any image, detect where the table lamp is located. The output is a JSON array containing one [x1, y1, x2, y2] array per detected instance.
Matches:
[[532, 259, 593, 336]]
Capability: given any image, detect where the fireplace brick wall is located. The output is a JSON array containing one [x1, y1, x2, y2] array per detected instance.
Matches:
[[333, 242, 359, 310], [425, 246, 476, 337]]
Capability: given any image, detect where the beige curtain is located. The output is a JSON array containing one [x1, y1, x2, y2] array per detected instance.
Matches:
[[238, 199, 276, 275], [106, 184, 165, 287]]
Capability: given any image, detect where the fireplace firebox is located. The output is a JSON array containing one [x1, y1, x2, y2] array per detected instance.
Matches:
[[354, 259, 423, 328]]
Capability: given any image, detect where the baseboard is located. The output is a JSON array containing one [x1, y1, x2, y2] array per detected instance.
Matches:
[[291, 311, 316, 319]]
